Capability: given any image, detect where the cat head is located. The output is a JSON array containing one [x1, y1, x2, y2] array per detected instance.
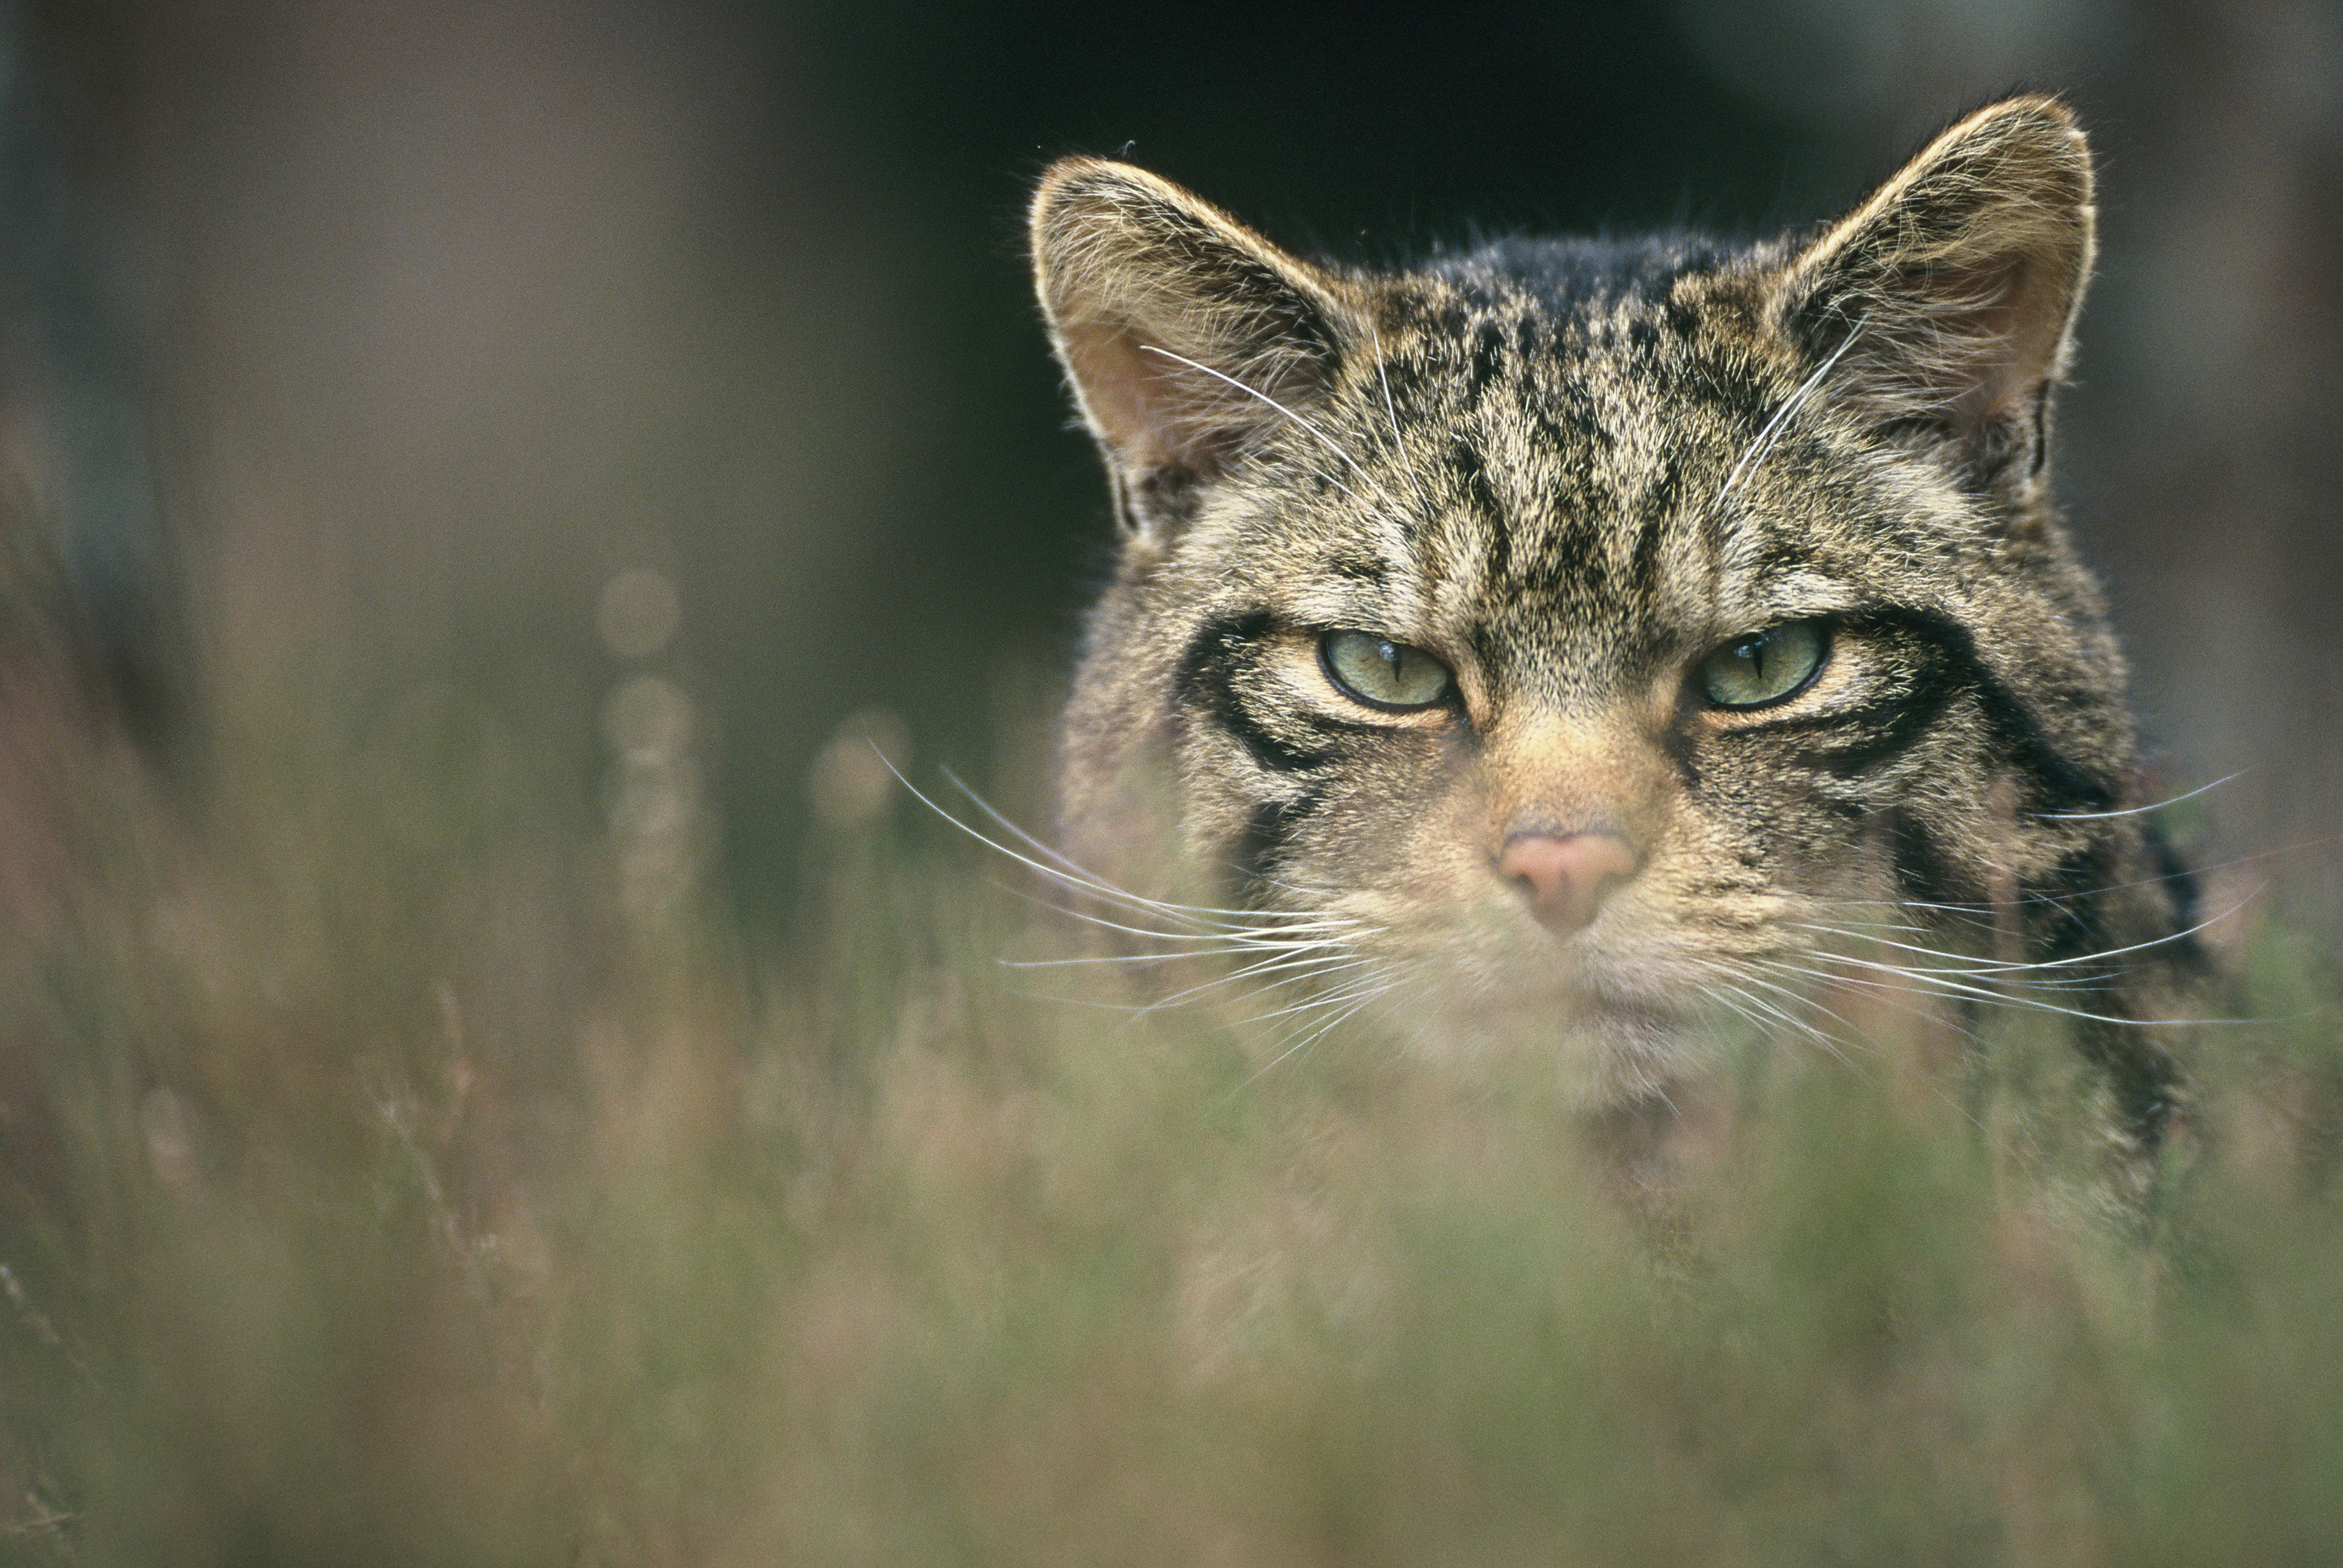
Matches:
[[1031, 98, 2154, 1106]]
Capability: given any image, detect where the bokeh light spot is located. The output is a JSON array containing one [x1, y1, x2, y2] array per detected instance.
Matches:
[[598, 567, 680, 659]]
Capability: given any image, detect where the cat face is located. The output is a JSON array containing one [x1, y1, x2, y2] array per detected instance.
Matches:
[[1033, 99, 2186, 1114]]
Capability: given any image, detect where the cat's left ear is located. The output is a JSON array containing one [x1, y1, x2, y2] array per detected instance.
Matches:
[[1775, 96, 2095, 495]]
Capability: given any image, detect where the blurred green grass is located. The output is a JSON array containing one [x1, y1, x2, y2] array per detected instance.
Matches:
[[0, 636, 2339, 1568]]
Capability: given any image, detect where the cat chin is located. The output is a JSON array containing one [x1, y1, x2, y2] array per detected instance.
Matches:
[[1387, 991, 1713, 1112]]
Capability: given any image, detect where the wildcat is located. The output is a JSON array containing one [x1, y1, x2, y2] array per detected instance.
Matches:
[[1026, 97, 2203, 1214]]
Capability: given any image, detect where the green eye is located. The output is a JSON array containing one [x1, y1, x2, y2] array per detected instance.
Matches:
[[1321, 629, 1454, 711], [1696, 620, 1829, 709]]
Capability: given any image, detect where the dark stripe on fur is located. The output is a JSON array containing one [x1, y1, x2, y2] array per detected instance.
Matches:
[[1889, 808, 1976, 910], [1175, 614, 1335, 773], [1858, 611, 2116, 816], [1236, 793, 1321, 890]]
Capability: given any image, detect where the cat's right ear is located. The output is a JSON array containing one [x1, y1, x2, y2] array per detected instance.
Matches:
[[1030, 159, 1361, 542]]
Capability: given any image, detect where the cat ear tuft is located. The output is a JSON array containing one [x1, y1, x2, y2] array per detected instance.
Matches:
[[1778, 96, 2095, 490], [1030, 159, 1361, 535]]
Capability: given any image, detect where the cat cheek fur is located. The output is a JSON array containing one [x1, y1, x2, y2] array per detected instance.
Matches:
[[1032, 96, 2202, 1212]]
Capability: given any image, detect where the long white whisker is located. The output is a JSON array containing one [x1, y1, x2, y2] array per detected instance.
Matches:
[[976, 860, 1349, 931], [1723, 964, 1861, 1033], [1002, 951, 1203, 970], [1237, 972, 1388, 1032], [1002, 937, 1355, 969], [1237, 985, 1389, 1090], [1706, 964, 1861, 1051], [939, 767, 1343, 925], [1791, 901, 1938, 934], [1744, 959, 1996, 1134], [987, 878, 1344, 948], [1708, 981, 1817, 1049], [882, 754, 1399, 1030], [1783, 929, 2123, 985], [1137, 344, 1411, 520], [2034, 769, 2250, 821], [1368, 319, 1434, 518], [886, 753, 1208, 925], [1749, 954, 1973, 1038], [1777, 953, 2229, 1028], [888, 755, 1353, 938], [1140, 952, 1375, 1015], [1716, 315, 1868, 502], [934, 764, 1095, 873], [1244, 953, 1419, 1037], [1005, 949, 1360, 1013], [1793, 886, 2259, 979], [995, 986, 1166, 1014], [1811, 834, 2338, 921], [1687, 960, 1855, 1062]]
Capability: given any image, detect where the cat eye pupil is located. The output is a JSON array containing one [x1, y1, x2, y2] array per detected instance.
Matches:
[[1321, 629, 1454, 711], [1697, 620, 1827, 710]]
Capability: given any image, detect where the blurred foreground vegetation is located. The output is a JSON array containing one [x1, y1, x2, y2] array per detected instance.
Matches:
[[0, 630, 2340, 1568]]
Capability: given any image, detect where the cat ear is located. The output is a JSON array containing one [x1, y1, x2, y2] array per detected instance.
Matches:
[[1777, 96, 2095, 492], [1030, 158, 1362, 538]]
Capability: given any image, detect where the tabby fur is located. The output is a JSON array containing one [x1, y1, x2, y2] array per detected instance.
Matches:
[[1028, 98, 2202, 1211]]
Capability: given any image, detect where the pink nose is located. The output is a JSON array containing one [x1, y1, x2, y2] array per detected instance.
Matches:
[[1496, 831, 1640, 935]]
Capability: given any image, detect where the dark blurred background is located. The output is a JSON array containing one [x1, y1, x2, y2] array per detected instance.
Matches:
[[6, 0, 2338, 934]]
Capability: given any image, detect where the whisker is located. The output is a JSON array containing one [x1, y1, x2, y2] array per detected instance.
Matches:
[[1709, 965, 1863, 1052], [1743, 959, 1996, 1134], [2033, 769, 2250, 821], [1237, 971, 1388, 1032], [988, 878, 1348, 950], [1368, 319, 1434, 519], [1781, 933, 2100, 985], [1715, 315, 1869, 502], [884, 755, 1397, 1030], [1750, 954, 1972, 1037], [1807, 835, 2336, 921], [1240, 949, 1428, 1057], [1679, 955, 1857, 1064], [1137, 344, 1413, 522], [1140, 952, 1376, 1015], [987, 868, 1357, 940], [1792, 884, 2260, 979], [1006, 951, 1368, 1020], [939, 767, 1342, 925], [886, 756, 1355, 942], [1236, 984, 1390, 1090], [1724, 965, 1863, 1035], [1714, 983, 1825, 1052], [1776, 952, 2235, 1029], [1001, 931, 1359, 969], [1788, 903, 1937, 935]]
